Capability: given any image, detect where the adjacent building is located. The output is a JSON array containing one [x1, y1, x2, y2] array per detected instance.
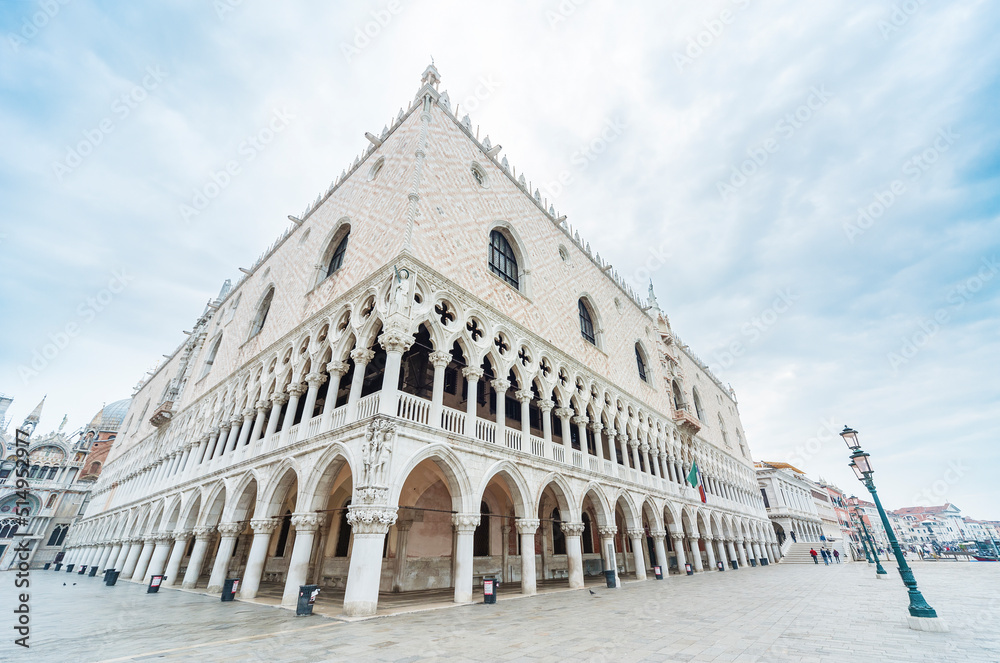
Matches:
[[64, 66, 777, 617]]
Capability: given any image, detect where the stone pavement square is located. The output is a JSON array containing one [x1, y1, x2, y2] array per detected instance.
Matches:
[[2, 561, 998, 662]]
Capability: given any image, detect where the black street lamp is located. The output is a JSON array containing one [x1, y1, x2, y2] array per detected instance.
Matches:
[[841, 426, 940, 623]]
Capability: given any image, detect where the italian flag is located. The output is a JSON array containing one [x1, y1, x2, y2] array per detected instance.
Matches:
[[687, 460, 707, 503]]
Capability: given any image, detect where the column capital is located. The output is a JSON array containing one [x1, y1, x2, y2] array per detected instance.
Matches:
[[350, 348, 376, 365], [490, 378, 510, 393], [346, 506, 398, 535], [250, 518, 279, 534], [689, 533, 701, 541], [514, 389, 533, 403], [209, 425, 221, 435], [153, 533, 174, 544], [193, 526, 215, 540], [378, 327, 415, 354], [561, 522, 586, 537], [639, 442, 650, 453], [461, 366, 484, 380], [452, 513, 481, 533], [217, 522, 243, 536], [429, 350, 452, 368], [537, 398, 554, 412], [553, 407, 574, 419], [515, 518, 540, 535], [571, 414, 588, 425], [670, 532, 685, 541], [628, 438, 639, 449], [172, 529, 193, 541], [286, 382, 308, 397], [255, 400, 270, 412], [598, 526, 618, 539], [242, 407, 256, 420], [589, 422, 604, 433], [326, 360, 349, 376], [305, 372, 327, 387], [627, 528, 646, 539], [269, 392, 289, 406], [290, 513, 325, 532], [650, 528, 667, 538]]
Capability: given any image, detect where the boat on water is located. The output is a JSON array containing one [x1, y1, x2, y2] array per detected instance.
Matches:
[[971, 555, 998, 562]]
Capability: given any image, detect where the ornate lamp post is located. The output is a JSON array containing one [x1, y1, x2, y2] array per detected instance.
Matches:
[[852, 505, 885, 575], [841, 426, 944, 629], [849, 508, 874, 564]]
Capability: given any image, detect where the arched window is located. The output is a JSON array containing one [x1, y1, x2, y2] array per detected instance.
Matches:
[[249, 287, 274, 339], [326, 232, 349, 277], [200, 335, 223, 379], [718, 414, 729, 447], [46, 494, 58, 508], [578, 299, 596, 345], [88, 461, 101, 475], [47, 525, 63, 546], [692, 387, 705, 422], [488, 230, 519, 289], [635, 344, 648, 382]]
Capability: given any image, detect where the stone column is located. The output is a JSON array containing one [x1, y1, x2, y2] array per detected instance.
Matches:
[[628, 528, 647, 581], [517, 519, 539, 595], [346, 349, 374, 421], [144, 535, 173, 583], [214, 423, 234, 460], [263, 393, 287, 441], [391, 519, 413, 593], [640, 443, 652, 474], [491, 379, 510, 444], [279, 513, 323, 605], [377, 327, 414, 416], [281, 382, 307, 438], [235, 407, 255, 449], [100, 543, 121, 571], [182, 527, 215, 589], [736, 538, 749, 566], [429, 350, 451, 427], [515, 389, 533, 441], [206, 522, 243, 593], [651, 529, 668, 576], [752, 541, 763, 564], [462, 367, 483, 436], [452, 513, 480, 604], [591, 422, 606, 461], [162, 530, 192, 587], [248, 400, 269, 446], [688, 535, 704, 572], [240, 518, 278, 599], [629, 440, 642, 473], [537, 399, 554, 446], [704, 535, 718, 570], [501, 522, 512, 582], [727, 539, 740, 568], [572, 414, 589, 454], [598, 525, 619, 587], [321, 361, 348, 428], [554, 407, 573, 450], [301, 372, 327, 423], [130, 537, 156, 582], [113, 540, 136, 572], [343, 506, 396, 617], [562, 522, 586, 589]]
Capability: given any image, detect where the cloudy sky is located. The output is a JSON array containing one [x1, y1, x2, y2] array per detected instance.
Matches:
[[1, 1, 997, 517]]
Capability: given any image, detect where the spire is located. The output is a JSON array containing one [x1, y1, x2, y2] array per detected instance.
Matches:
[[22, 395, 45, 435], [647, 280, 660, 313], [420, 62, 441, 89]]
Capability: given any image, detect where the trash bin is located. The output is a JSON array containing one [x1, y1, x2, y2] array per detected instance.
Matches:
[[749, 559, 757, 567], [43, 563, 50, 570], [730, 560, 739, 570], [54, 563, 62, 571], [105, 570, 120, 586], [148, 575, 165, 593], [66, 564, 74, 573], [604, 569, 616, 588], [221, 578, 240, 601], [653, 565, 663, 580], [295, 584, 319, 615], [761, 558, 769, 566], [89, 566, 99, 577], [685, 563, 693, 576], [717, 561, 725, 571], [78, 565, 87, 575], [103, 569, 114, 583], [483, 576, 497, 604]]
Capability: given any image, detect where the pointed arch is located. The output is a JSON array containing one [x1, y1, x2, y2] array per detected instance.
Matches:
[[474, 460, 532, 519], [389, 444, 472, 513]]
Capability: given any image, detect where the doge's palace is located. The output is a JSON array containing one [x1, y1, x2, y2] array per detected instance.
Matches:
[[65, 65, 778, 617]]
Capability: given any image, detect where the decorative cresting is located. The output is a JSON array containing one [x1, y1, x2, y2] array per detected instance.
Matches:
[[452, 513, 481, 532], [357, 416, 395, 504], [560, 521, 586, 537]]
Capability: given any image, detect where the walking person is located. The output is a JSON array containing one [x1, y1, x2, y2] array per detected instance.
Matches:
[[821, 548, 830, 565], [810, 548, 818, 564], [833, 549, 841, 563], [791, 530, 797, 543]]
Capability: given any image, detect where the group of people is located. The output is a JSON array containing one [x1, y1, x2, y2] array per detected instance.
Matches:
[[809, 547, 840, 565]]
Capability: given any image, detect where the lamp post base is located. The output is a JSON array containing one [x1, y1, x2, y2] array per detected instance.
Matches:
[[907, 616, 949, 632]]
